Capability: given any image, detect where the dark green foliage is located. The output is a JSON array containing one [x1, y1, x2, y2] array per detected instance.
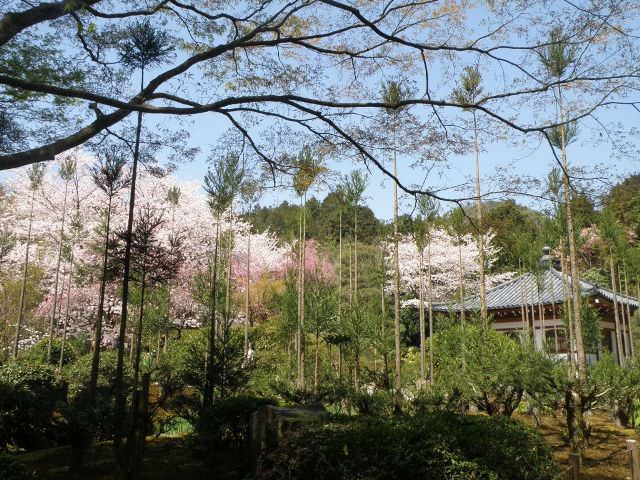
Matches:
[[198, 395, 276, 451], [481, 200, 546, 270], [118, 21, 174, 70], [0, 454, 33, 480], [426, 323, 555, 416], [349, 390, 394, 416], [603, 174, 640, 237], [262, 413, 559, 480], [0, 363, 65, 450], [247, 195, 382, 244], [63, 351, 131, 441], [21, 337, 88, 366]]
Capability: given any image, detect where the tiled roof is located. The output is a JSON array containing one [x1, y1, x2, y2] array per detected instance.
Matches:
[[433, 267, 639, 313]]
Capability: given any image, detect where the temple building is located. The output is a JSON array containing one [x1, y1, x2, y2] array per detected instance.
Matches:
[[432, 248, 638, 364]]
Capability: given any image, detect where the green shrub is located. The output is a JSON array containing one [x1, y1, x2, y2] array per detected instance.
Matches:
[[0, 363, 65, 450], [349, 390, 393, 416], [0, 454, 33, 480], [62, 351, 132, 441], [198, 395, 276, 451], [21, 337, 88, 367], [262, 413, 559, 480]]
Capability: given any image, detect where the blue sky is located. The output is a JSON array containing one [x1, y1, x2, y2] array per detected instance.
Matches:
[[168, 99, 640, 221]]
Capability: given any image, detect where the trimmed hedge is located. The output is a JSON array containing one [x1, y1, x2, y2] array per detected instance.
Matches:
[[262, 413, 559, 480]]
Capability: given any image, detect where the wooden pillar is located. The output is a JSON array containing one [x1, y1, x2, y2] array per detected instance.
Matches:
[[627, 439, 640, 480], [569, 453, 580, 480]]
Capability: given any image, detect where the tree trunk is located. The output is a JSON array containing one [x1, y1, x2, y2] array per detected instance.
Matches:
[[354, 209, 358, 303], [13, 188, 35, 359], [427, 240, 434, 385], [559, 87, 586, 382], [338, 210, 342, 317], [623, 263, 635, 357], [610, 252, 624, 365], [418, 247, 425, 384], [519, 260, 527, 339], [618, 264, 630, 359], [473, 112, 488, 330], [204, 221, 220, 409], [221, 208, 234, 400], [114, 71, 145, 467], [561, 250, 576, 376], [392, 116, 402, 413], [133, 267, 147, 389], [314, 327, 319, 393], [297, 194, 306, 390], [58, 254, 74, 374], [47, 178, 70, 363], [458, 240, 466, 324], [244, 227, 251, 355], [90, 197, 112, 401]]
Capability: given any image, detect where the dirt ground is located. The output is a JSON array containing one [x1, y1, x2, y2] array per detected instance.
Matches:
[[516, 411, 638, 480]]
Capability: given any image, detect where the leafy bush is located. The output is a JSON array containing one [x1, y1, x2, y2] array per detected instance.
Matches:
[[0, 363, 65, 450], [430, 323, 555, 416], [262, 413, 559, 480], [198, 395, 276, 451], [349, 390, 394, 416], [0, 454, 33, 480], [21, 337, 88, 367], [62, 351, 130, 441]]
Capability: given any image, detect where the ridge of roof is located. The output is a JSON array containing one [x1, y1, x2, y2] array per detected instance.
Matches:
[[432, 266, 639, 312]]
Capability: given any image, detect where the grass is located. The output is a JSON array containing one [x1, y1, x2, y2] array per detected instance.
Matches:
[[516, 410, 638, 480]]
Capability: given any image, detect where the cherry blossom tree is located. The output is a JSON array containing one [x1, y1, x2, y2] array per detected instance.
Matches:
[[392, 229, 511, 306]]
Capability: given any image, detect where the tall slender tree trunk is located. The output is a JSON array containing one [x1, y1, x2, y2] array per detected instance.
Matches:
[[314, 327, 320, 393], [58, 254, 74, 374], [623, 263, 635, 357], [114, 71, 145, 466], [13, 189, 36, 359], [47, 179, 70, 363], [244, 227, 251, 355], [473, 112, 488, 331], [204, 221, 220, 409], [559, 88, 586, 381], [133, 269, 147, 388], [221, 207, 234, 400], [458, 240, 466, 324], [90, 197, 113, 401], [392, 116, 402, 412], [418, 248, 425, 384], [618, 264, 630, 359], [610, 252, 624, 365], [519, 260, 527, 338], [348, 237, 353, 305], [381, 239, 389, 381], [298, 194, 306, 390], [338, 211, 342, 317], [427, 240, 434, 385], [354, 209, 358, 303], [561, 250, 576, 376]]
